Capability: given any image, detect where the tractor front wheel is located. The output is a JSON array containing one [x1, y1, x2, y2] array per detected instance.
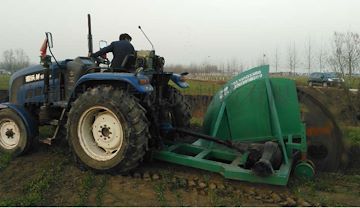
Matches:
[[0, 109, 33, 156], [67, 86, 149, 173]]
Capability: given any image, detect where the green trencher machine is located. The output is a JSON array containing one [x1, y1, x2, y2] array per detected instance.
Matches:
[[154, 65, 315, 185]]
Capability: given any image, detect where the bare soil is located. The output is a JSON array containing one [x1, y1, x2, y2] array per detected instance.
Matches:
[[0, 145, 359, 206]]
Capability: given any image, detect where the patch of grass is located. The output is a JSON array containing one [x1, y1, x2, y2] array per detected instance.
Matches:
[[345, 77, 360, 89], [292, 76, 309, 86], [76, 171, 95, 206], [290, 170, 360, 206], [171, 79, 224, 96], [208, 189, 227, 207], [95, 175, 108, 206], [153, 181, 167, 207], [190, 117, 203, 127], [39, 125, 55, 138], [343, 126, 360, 145], [0, 158, 66, 206], [0, 75, 10, 90], [0, 152, 12, 172], [229, 192, 242, 207], [172, 189, 184, 207], [203, 174, 211, 185]]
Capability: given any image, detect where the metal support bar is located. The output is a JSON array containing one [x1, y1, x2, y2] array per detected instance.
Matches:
[[175, 127, 246, 153], [265, 78, 289, 164]]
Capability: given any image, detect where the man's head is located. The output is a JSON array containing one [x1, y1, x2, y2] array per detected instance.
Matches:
[[119, 33, 132, 42]]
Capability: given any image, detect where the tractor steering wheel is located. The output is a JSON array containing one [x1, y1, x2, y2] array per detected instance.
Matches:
[[93, 56, 110, 66]]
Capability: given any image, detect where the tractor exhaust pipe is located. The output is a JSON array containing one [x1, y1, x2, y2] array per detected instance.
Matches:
[[87, 14, 93, 55]]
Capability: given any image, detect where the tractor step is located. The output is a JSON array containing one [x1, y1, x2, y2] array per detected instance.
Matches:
[[39, 137, 53, 145], [48, 119, 59, 126]]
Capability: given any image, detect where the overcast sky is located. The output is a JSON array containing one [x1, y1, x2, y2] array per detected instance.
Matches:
[[0, 0, 359, 71]]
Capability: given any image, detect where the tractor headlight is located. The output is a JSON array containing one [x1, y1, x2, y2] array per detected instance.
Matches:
[[180, 75, 186, 82]]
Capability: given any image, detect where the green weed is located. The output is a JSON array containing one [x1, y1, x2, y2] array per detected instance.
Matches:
[[0, 159, 66, 206], [76, 171, 95, 206], [190, 117, 203, 127], [153, 181, 167, 207], [174, 191, 184, 207], [96, 175, 108, 206], [0, 75, 10, 90], [208, 189, 227, 207], [203, 174, 211, 185], [343, 126, 360, 145], [171, 79, 224, 96], [0, 152, 12, 172]]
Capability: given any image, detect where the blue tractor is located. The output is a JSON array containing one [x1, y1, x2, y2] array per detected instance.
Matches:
[[0, 15, 191, 173]]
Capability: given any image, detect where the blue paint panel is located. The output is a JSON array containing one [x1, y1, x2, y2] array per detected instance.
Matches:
[[0, 103, 38, 138], [171, 73, 189, 88], [75, 73, 154, 93], [16, 81, 45, 105]]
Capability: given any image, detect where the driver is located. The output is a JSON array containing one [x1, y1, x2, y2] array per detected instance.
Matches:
[[90, 33, 135, 70]]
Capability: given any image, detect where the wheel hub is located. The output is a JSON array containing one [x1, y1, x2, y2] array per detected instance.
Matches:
[[5, 128, 15, 138], [92, 112, 121, 151], [0, 120, 20, 149], [78, 106, 124, 161]]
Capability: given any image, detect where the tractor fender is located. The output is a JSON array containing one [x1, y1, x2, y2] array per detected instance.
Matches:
[[74, 73, 153, 93], [0, 103, 38, 139], [171, 73, 189, 88]]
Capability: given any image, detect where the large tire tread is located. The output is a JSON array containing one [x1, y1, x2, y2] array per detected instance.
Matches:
[[166, 86, 192, 128], [67, 85, 150, 174]]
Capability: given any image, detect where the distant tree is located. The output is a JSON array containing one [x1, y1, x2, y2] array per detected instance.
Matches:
[[317, 41, 327, 72], [0, 49, 30, 73], [328, 31, 360, 77], [287, 42, 298, 74], [274, 48, 280, 72], [328, 31, 360, 125], [304, 37, 313, 74]]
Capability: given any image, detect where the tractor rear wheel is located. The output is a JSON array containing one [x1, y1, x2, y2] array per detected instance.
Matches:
[[0, 109, 33, 156], [67, 86, 149, 173], [165, 86, 192, 128]]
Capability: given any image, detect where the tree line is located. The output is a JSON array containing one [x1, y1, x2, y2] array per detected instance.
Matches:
[[0, 49, 30, 74], [166, 31, 360, 78], [1, 31, 360, 78]]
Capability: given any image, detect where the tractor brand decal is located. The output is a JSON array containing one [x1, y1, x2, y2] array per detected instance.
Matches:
[[219, 70, 263, 100], [25, 73, 45, 83]]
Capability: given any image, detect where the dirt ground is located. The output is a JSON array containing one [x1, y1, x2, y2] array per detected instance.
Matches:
[[0, 86, 359, 206], [0, 139, 359, 206]]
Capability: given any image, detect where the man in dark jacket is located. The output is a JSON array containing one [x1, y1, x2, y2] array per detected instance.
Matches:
[[91, 33, 135, 70]]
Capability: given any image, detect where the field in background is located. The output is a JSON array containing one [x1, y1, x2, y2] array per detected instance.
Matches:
[[0, 75, 10, 90]]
